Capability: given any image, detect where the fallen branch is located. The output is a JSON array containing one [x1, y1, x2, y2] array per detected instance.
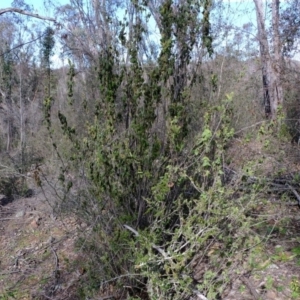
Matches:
[[192, 289, 209, 300], [287, 184, 300, 206], [50, 245, 60, 284], [123, 224, 139, 236], [240, 276, 263, 300], [0, 270, 20, 275], [50, 246, 59, 271]]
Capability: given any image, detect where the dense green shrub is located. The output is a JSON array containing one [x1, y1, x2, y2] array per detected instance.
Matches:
[[46, 1, 268, 299]]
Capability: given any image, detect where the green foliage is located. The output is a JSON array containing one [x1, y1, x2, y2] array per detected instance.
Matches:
[[41, 27, 55, 69], [1, 49, 13, 98], [43, 96, 54, 129], [0, 289, 17, 300], [202, 0, 213, 56], [46, 1, 269, 299], [291, 277, 300, 299], [292, 246, 300, 265]]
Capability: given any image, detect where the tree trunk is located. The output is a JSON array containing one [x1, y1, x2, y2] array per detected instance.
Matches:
[[254, 0, 272, 118], [19, 69, 25, 171], [6, 119, 11, 152], [271, 0, 284, 115], [254, 0, 284, 119]]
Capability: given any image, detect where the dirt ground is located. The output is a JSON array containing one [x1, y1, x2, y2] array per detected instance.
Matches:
[[1, 191, 300, 300], [0, 189, 86, 299]]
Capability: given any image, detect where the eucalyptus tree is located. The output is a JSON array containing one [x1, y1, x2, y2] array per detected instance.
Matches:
[[0, 17, 16, 152], [0, 15, 47, 172], [0, 6, 56, 23], [0, 0, 58, 166], [56, 0, 122, 65], [253, 0, 300, 119], [253, 0, 283, 118], [280, 0, 300, 57]]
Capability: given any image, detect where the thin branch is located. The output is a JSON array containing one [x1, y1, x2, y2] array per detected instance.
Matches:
[[192, 290, 209, 300], [0, 34, 46, 57], [50, 246, 59, 271], [240, 276, 262, 300], [123, 224, 172, 260], [234, 121, 265, 134], [123, 224, 139, 236], [287, 184, 300, 206], [102, 273, 141, 285], [0, 7, 57, 23], [0, 270, 20, 275]]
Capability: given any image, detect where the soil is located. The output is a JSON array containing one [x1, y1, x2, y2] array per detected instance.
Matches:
[[0, 189, 84, 299], [1, 191, 300, 300]]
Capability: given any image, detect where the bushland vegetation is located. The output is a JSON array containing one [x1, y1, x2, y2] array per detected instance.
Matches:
[[1, 0, 300, 299]]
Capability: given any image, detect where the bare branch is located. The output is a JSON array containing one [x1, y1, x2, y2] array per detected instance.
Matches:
[[240, 276, 262, 300], [0, 7, 57, 23], [123, 224, 139, 236], [287, 184, 300, 206], [0, 33, 46, 57], [123, 224, 172, 260]]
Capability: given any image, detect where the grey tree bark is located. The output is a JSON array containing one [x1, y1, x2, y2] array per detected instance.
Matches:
[[0, 7, 57, 23], [271, 0, 283, 115], [253, 0, 283, 119]]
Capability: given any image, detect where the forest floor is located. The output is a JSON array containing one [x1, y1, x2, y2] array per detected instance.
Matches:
[[1, 138, 300, 299], [0, 189, 86, 299]]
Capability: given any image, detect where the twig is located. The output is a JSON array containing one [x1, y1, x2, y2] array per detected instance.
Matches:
[[240, 276, 262, 300], [97, 296, 116, 300], [50, 246, 59, 271], [50, 245, 60, 284], [102, 273, 141, 285], [234, 121, 265, 134], [41, 293, 55, 300], [0, 7, 57, 23], [192, 289, 208, 300], [151, 244, 170, 260], [123, 224, 171, 260], [0, 270, 20, 275], [287, 184, 300, 206], [123, 224, 139, 236]]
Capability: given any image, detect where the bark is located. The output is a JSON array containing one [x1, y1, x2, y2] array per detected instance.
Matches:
[[19, 69, 25, 169], [254, 0, 272, 117], [0, 7, 57, 23], [6, 120, 11, 152], [147, 1, 162, 33], [271, 0, 284, 113], [253, 0, 284, 119]]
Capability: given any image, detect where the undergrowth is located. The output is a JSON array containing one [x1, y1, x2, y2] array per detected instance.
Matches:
[[43, 1, 288, 299]]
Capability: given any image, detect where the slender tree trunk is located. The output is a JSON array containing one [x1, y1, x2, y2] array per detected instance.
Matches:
[[271, 0, 284, 114], [6, 119, 11, 152], [254, 0, 272, 118], [19, 69, 25, 170], [254, 0, 284, 119]]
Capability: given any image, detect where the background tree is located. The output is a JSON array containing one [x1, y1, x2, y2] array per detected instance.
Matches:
[[2, 0, 300, 298], [253, 0, 283, 119]]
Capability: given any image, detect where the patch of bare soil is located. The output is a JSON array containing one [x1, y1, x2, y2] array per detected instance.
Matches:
[[226, 136, 300, 176], [195, 136, 300, 300], [1, 190, 300, 300], [219, 195, 300, 300], [0, 191, 86, 299]]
